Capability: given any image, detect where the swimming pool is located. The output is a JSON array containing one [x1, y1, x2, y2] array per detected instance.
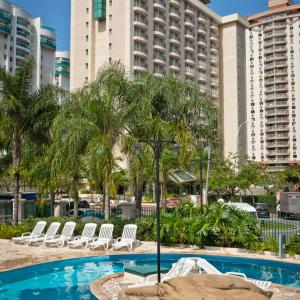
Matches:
[[0, 253, 300, 299]]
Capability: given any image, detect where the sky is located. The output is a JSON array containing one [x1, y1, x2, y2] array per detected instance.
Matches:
[[10, 0, 300, 51]]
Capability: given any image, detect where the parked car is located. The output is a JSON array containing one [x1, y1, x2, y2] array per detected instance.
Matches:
[[255, 203, 270, 218], [67, 209, 104, 219], [226, 202, 258, 219]]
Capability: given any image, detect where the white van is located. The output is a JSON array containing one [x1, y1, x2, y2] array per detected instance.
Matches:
[[226, 202, 258, 219]]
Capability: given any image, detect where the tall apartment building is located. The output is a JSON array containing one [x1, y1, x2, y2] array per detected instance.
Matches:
[[71, 0, 250, 158], [55, 51, 70, 92], [246, 0, 300, 171], [0, 0, 56, 90]]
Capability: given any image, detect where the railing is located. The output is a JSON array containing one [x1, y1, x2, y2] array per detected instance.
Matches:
[[0, 215, 12, 224]]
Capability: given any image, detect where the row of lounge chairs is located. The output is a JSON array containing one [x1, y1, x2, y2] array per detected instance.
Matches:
[[12, 221, 139, 250], [130, 257, 271, 291]]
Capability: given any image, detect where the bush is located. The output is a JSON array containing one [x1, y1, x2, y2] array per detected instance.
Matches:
[[1, 203, 262, 251], [286, 236, 300, 255], [260, 237, 278, 253]]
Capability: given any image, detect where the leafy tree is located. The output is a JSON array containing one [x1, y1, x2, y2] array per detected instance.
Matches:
[[276, 166, 300, 192], [0, 58, 61, 223], [52, 62, 133, 220]]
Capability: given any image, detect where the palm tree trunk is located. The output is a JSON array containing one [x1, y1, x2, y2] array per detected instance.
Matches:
[[71, 184, 79, 218], [12, 129, 21, 225], [134, 177, 143, 217], [50, 190, 55, 216], [104, 185, 110, 221]]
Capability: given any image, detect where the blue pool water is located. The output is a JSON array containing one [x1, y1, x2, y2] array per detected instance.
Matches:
[[0, 253, 300, 299]]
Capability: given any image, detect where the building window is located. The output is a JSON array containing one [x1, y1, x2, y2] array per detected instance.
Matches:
[[85, 63, 88, 69], [86, 35, 89, 42], [86, 8, 89, 13], [86, 49, 88, 55], [86, 22, 89, 28]]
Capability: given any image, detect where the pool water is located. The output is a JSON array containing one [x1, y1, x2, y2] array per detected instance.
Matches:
[[0, 254, 300, 299]]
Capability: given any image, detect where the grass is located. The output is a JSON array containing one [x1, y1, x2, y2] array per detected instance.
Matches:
[[262, 221, 297, 231]]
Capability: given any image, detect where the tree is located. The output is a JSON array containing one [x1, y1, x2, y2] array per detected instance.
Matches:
[[0, 58, 60, 223], [276, 166, 300, 192], [52, 62, 133, 220]]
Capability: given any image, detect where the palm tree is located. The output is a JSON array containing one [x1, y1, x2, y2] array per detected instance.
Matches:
[[124, 73, 218, 212], [52, 62, 133, 220], [0, 58, 61, 224]]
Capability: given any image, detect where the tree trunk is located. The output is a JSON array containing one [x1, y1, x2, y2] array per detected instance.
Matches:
[[161, 172, 167, 210], [133, 177, 143, 217], [104, 185, 110, 221], [50, 190, 55, 216], [12, 129, 21, 225], [102, 184, 106, 214], [71, 185, 79, 218]]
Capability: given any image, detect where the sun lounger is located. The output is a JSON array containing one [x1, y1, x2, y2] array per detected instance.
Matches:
[[195, 257, 272, 291], [89, 223, 114, 250], [112, 224, 138, 251], [44, 221, 76, 247], [12, 221, 47, 243], [129, 257, 196, 287], [27, 222, 61, 245], [68, 223, 97, 248]]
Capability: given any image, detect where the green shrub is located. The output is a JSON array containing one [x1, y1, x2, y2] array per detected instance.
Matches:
[[260, 237, 278, 253], [1, 203, 263, 251], [286, 236, 300, 255]]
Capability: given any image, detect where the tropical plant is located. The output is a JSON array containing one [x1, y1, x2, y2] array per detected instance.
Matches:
[[0, 58, 61, 223]]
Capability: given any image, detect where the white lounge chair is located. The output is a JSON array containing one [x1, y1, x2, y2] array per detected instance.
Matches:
[[12, 221, 47, 243], [194, 257, 272, 291], [112, 224, 138, 251], [68, 223, 97, 248], [89, 224, 114, 250], [129, 258, 196, 287], [27, 222, 61, 245], [44, 221, 76, 247]]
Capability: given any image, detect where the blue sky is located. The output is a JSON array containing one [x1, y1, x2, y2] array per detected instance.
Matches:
[[10, 0, 300, 51]]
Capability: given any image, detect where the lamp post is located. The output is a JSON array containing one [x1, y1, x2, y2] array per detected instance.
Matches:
[[135, 140, 178, 283], [236, 121, 248, 202]]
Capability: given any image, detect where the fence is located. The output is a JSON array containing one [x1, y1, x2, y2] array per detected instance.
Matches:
[[260, 205, 300, 241]]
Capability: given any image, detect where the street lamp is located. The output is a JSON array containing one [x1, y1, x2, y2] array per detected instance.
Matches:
[[236, 121, 248, 202], [134, 140, 178, 283]]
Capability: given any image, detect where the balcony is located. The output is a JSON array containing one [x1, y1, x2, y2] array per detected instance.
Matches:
[[153, 0, 166, 11], [169, 10, 180, 20], [198, 63, 206, 71], [210, 24, 218, 32], [197, 27, 206, 36], [133, 18, 148, 30], [185, 44, 195, 52], [169, 23, 180, 33], [170, 0, 180, 7], [40, 37, 56, 50], [185, 57, 195, 65], [198, 52, 207, 59], [133, 49, 148, 58], [266, 109, 289, 116], [0, 11, 11, 22], [170, 64, 181, 72], [169, 50, 180, 58], [210, 36, 218, 43], [153, 43, 166, 51], [185, 20, 195, 28], [170, 37, 180, 46], [0, 23, 11, 33], [133, 64, 148, 72], [210, 56, 218, 64], [211, 80, 218, 87], [198, 75, 207, 82], [185, 6, 195, 17], [198, 15, 206, 24], [16, 41, 30, 52], [133, 1, 148, 15], [133, 33, 148, 44], [197, 39, 206, 47], [153, 15, 166, 25]]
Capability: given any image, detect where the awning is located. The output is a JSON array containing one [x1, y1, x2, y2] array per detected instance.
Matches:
[[168, 171, 196, 184]]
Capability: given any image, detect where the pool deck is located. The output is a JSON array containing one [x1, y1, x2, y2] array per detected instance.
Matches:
[[1, 239, 300, 299], [1, 239, 300, 272]]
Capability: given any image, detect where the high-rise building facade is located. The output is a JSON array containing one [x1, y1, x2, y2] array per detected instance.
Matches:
[[55, 51, 70, 92], [71, 0, 250, 158], [70, 0, 221, 99], [0, 0, 56, 90], [246, 0, 300, 171]]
